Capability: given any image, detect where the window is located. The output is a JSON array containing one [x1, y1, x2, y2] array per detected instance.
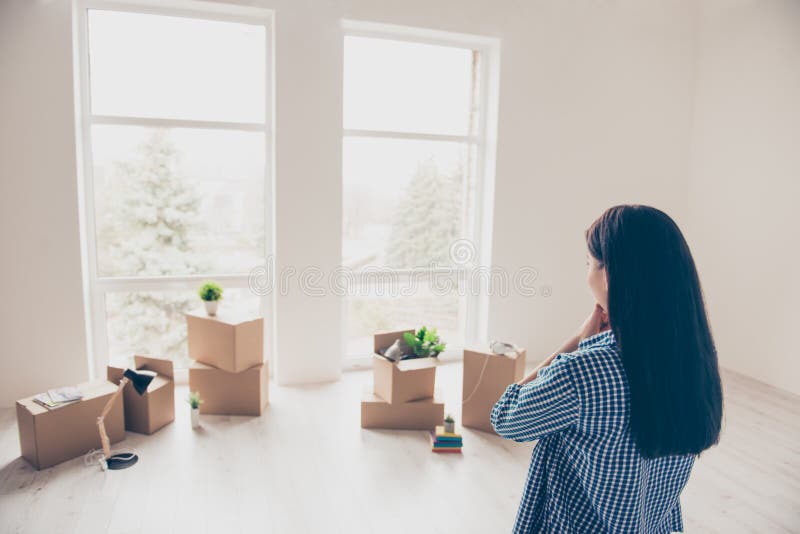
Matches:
[[76, 3, 273, 374], [342, 22, 499, 358]]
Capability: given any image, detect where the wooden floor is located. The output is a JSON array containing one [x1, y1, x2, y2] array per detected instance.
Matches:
[[0, 364, 797, 534]]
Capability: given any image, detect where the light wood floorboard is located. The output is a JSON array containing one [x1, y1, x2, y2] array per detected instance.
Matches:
[[0, 366, 797, 533]]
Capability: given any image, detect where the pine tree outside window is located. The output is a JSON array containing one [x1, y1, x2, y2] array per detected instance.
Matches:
[[75, 2, 274, 375], [342, 23, 500, 359]]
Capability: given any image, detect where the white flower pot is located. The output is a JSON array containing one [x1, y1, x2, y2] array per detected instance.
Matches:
[[444, 421, 455, 433], [204, 300, 218, 316], [191, 407, 200, 429]]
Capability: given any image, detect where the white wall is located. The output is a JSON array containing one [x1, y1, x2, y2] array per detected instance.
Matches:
[[0, 0, 90, 405], [0, 0, 701, 404], [689, 0, 800, 394]]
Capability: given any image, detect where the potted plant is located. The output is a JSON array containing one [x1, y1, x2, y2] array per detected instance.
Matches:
[[198, 281, 223, 316], [402, 326, 446, 360], [444, 414, 455, 434], [187, 391, 203, 429]]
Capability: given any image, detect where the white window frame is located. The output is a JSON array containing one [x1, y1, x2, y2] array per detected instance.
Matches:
[[73, 0, 276, 379], [340, 20, 501, 365]]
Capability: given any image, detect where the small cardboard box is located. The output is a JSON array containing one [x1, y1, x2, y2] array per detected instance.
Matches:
[[462, 347, 527, 434], [373, 329, 438, 404], [107, 355, 175, 435], [360, 391, 445, 430], [186, 310, 264, 373], [16, 380, 126, 470], [188, 362, 269, 416]]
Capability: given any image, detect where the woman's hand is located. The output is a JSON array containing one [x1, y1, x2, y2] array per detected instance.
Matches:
[[517, 304, 610, 386], [578, 304, 610, 343]]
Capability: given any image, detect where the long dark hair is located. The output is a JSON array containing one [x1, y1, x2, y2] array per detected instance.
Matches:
[[587, 205, 722, 458]]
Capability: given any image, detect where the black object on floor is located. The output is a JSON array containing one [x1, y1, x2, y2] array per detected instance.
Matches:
[[106, 453, 138, 470]]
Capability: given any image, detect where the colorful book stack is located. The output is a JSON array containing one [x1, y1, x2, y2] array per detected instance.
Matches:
[[430, 425, 463, 453]]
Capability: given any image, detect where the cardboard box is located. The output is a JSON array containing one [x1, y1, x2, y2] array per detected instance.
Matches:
[[188, 362, 269, 416], [16, 380, 126, 470], [373, 329, 438, 404], [462, 347, 526, 434], [186, 310, 264, 373], [107, 355, 175, 435], [360, 391, 445, 430]]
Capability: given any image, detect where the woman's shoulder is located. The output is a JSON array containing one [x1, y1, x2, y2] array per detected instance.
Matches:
[[553, 332, 626, 390]]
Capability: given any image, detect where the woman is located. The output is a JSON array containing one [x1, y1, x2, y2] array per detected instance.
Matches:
[[491, 204, 723, 533]]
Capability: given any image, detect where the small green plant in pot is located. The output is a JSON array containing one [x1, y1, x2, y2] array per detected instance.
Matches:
[[198, 281, 223, 316], [444, 414, 455, 434], [187, 391, 203, 429], [402, 326, 446, 360]]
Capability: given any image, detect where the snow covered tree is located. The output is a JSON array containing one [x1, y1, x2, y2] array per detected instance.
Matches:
[[385, 158, 463, 268], [98, 129, 207, 364]]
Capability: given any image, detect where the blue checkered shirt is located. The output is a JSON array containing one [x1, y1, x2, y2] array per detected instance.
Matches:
[[491, 330, 695, 533]]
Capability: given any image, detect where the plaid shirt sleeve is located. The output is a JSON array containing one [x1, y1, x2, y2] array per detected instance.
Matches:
[[490, 357, 579, 442]]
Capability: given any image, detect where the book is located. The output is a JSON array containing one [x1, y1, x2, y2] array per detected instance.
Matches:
[[432, 447, 462, 453], [430, 433, 463, 446], [32, 387, 84, 410], [33, 394, 79, 410], [47, 386, 83, 403], [434, 426, 462, 439]]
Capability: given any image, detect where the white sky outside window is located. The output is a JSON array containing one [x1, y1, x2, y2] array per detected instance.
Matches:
[[344, 36, 474, 135], [88, 10, 265, 123]]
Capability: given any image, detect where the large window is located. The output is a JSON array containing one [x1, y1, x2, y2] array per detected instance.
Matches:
[[76, 3, 273, 374], [342, 23, 498, 358]]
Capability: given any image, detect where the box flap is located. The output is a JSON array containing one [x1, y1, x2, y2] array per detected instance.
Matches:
[[134, 355, 174, 379], [189, 361, 215, 371], [107, 365, 125, 384], [185, 309, 263, 327], [396, 356, 439, 372], [465, 346, 526, 361], [362, 389, 442, 405], [145, 375, 171, 393]]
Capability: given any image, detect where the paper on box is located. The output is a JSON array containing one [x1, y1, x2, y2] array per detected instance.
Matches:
[[372, 329, 437, 404], [360, 390, 445, 430], [462, 347, 526, 433], [107, 355, 175, 435], [188, 362, 269, 416], [186, 310, 264, 373], [16, 380, 126, 470]]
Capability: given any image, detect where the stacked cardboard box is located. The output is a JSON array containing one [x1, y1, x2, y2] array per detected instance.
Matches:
[[107, 355, 175, 435], [186, 310, 269, 416], [361, 330, 444, 430], [462, 346, 526, 434]]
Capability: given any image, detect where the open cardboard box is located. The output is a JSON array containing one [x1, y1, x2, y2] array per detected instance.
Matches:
[[361, 389, 445, 430], [372, 329, 438, 404], [186, 310, 264, 373], [188, 362, 269, 416], [462, 347, 526, 433], [16, 380, 125, 470], [107, 355, 175, 435]]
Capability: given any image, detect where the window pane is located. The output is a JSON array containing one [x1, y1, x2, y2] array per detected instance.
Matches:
[[92, 125, 265, 276], [343, 137, 475, 269], [346, 282, 462, 358], [344, 36, 477, 135], [105, 289, 260, 368], [87, 10, 266, 123]]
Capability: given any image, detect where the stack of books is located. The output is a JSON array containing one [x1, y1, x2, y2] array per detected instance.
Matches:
[[430, 425, 463, 453], [33, 386, 83, 410]]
